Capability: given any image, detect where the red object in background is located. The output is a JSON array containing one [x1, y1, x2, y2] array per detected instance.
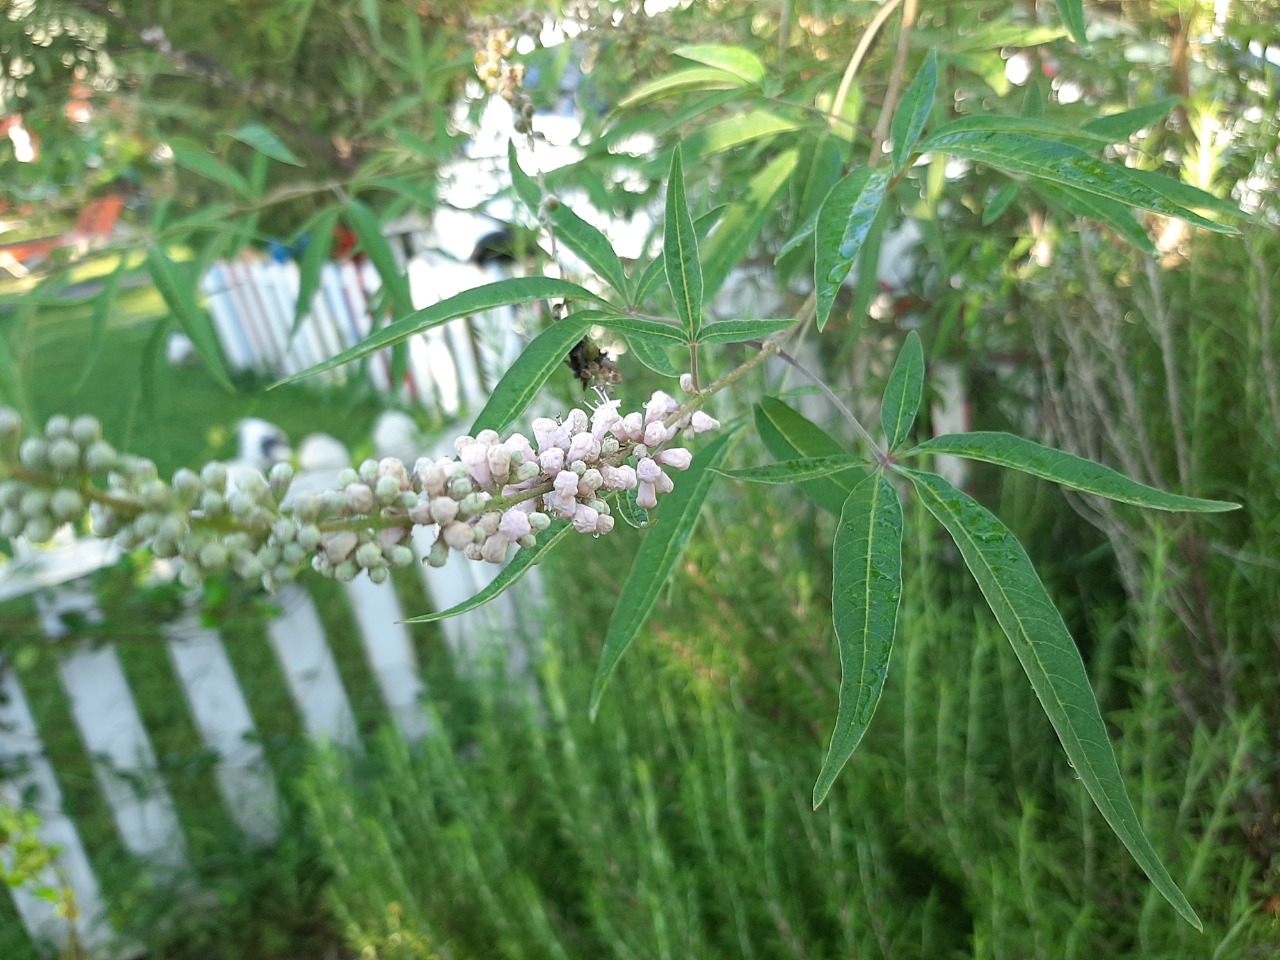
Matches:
[[332, 224, 358, 259], [0, 193, 126, 269]]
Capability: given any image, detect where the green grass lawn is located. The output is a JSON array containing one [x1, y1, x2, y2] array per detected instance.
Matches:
[[8, 281, 396, 477]]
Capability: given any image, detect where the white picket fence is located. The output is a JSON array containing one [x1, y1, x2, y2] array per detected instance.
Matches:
[[0, 243, 540, 956]]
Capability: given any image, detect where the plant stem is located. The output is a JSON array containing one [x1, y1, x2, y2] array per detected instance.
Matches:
[[831, 0, 904, 131], [868, 0, 919, 163], [774, 348, 888, 464]]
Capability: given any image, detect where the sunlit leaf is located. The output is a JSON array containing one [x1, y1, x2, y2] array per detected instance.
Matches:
[[814, 473, 903, 807], [1032, 181, 1154, 254], [589, 428, 738, 718], [921, 116, 1111, 149], [674, 44, 767, 83], [683, 110, 800, 158], [907, 432, 1240, 511], [902, 468, 1202, 930], [702, 150, 798, 299], [619, 67, 744, 108]]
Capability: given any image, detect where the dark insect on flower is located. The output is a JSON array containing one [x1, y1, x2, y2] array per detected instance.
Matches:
[[567, 337, 621, 391]]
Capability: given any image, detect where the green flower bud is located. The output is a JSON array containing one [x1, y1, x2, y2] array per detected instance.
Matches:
[[23, 517, 54, 542], [375, 475, 400, 505], [0, 481, 25, 509], [48, 438, 82, 473], [70, 416, 101, 446], [334, 560, 358, 582], [198, 542, 228, 570], [358, 459, 379, 484], [0, 407, 21, 439], [0, 512, 25, 538], [337, 468, 359, 487], [140, 480, 171, 510], [355, 542, 383, 569], [19, 489, 49, 519], [282, 543, 306, 566], [49, 489, 84, 523], [84, 440, 117, 473], [19, 437, 48, 471], [297, 524, 321, 550], [390, 545, 414, 568], [368, 566, 389, 585], [44, 415, 71, 440], [179, 565, 203, 588], [171, 469, 203, 505], [200, 491, 226, 516], [201, 461, 229, 491]]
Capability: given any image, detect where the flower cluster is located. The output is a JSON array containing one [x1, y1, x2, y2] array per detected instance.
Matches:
[[0, 392, 718, 591]]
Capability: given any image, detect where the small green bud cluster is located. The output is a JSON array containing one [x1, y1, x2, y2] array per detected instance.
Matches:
[[0, 395, 718, 591]]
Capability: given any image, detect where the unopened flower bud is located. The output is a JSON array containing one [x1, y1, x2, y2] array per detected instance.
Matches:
[[19, 437, 48, 470], [679, 373, 696, 394], [346, 483, 375, 514], [84, 440, 117, 473], [443, 521, 473, 550], [368, 566, 390, 585], [70, 416, 101, 446], [390, 546, 414, 568], [49, 489, 84, 522], [44, 415, 71, 439], [375, 475, 401, 505], [201, 462, 228, 492], [655, 448, 692, 471], [355, 542, 383, 569], [0, 407, 21, 439]]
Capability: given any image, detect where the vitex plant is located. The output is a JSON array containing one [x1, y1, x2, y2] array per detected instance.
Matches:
[[0, 0, 1246, 934]]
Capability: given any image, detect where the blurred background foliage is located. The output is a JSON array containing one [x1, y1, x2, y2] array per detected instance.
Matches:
[[2, 0, 1278, 957]]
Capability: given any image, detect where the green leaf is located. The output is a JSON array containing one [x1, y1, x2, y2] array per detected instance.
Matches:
[[273, 277, 607, 386], [701, 150, 798, 299], [359, 0, 381, 42], [364, 175, 438, 212], [1032, 181, 1155, 254], [1054, 0, 1087, 45], [1083, 97, 1181, 142], [401, 523, 573, 623], [171, 145, 252, 198], [697, 318, 795, 345], [921, 116, 1111, 150], [673, 44, 766, 83], [889, 51, 937, 172], [633, 204, 725, 306], [619, 67, 744, 108], [901, 468, 1202, 930], [907, 432, 1239, 512], [469, 314, 594, 435], [589, 428, 738, 717], [614, 490, 654, 529], [293, 208, 340, 333], [924, 131, 1236, 233], [73, 257, 127, 394], [813, 473, 903, 807], [716, 454, 866, 484], [587, 314, 687, 343], [508, 142, 630, 296], [664, 146, 704, 339], [344, 199, 415, 320], [1122, 167, 1241, 220], [626, 336, 682, 377], [146, 247, 233, 392], [815, 167, 890, 330], [683, 110, 801, 158], [880, 331, 924, 450], [227, 123, 303, 166], [981, 181, 1020, 226], [753, 397, 856, 515]]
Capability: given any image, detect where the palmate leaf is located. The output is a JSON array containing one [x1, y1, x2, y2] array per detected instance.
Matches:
[[664, 146, 704, 340], [814, 472, 903, 807], [589, 428, 738, 718], [908, 432, 1239, 512], [469, 314, 594, 435], [401, 523, 572, 623], [272, 277, 608, 386], [901, 467, 1202, 930], [815, 167, 890, 330], [880, 331, 924, 451]]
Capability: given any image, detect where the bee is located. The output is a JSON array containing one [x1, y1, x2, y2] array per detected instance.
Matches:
[[567, 336, 621, 391]]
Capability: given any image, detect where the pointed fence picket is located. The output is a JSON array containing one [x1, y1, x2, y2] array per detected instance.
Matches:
[[0, 243, 543, 957]]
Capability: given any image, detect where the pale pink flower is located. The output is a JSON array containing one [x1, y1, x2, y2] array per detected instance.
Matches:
[[498, 509, 532, 541], [636, 482, 657, 509], [655, 448, 692, 470], [566, 431, 600, 464], [572, 504, 600, 533], [539, 448, 565, 475], [636, 457, 663, 484], [689, 411, 720, 435]]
